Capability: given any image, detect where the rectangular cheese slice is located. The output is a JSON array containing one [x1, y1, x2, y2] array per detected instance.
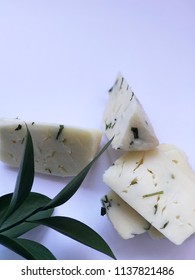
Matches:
[[0, 118, 102, 177], [102, 73, 159, 151], [102, 144, 194, 241], [103, 147, 195, 245]]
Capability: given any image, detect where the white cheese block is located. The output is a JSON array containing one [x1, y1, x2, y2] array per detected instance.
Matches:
[[0, 118, 102, 177], [102, 190, 150, 239], [103, 147, 195, 245], [148, 144, 195, 240], [102, 145, 194, 241], [102, 73, 159, 151]]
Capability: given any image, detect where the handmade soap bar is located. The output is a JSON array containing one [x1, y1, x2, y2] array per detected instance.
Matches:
[[103, 146, 195, 245], [102, 73, 159, 151], [0, 118, 102, 177]]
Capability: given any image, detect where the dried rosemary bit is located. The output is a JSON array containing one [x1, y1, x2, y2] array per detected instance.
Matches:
[[131, 127, 139, 139], [56, 125, 64, 140], [130, 91, 134, 101], [119, 77, 124, 90], [133, 154, 145, 172], [15, 124, 22, 131], [101, 195, 112, 210], [154, 204, 158, 214], [160, 221, 169, 229], [105, 119, 117, 130], [129, 178, 138, 186], [101, 207, 107, 216], [142, 191, 164, 198]]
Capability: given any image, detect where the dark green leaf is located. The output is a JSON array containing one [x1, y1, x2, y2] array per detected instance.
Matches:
[[0, 234, 56, 260], [0, 192, 53, 237], [30, 216, 116, 259], [1, 125, 34, 224], [0, 194, 11, 222], [42, 138, 113, 211]]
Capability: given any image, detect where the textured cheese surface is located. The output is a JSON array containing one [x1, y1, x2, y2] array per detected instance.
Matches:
[[148, 144, 195, 240], [102, 73, 159, 151], [102, 190, 149, 239], [158, 144, 195, 182], [103, 144, 194, 241], [0, 118, 102, 177], [103, 146, 195, 245]]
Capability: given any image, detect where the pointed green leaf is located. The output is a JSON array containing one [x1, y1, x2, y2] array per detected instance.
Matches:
[[0, 234, 56, 260], [42, 138, 113, 211], [0, 192, 54, 237], [1, 125, 34, 224], [0, 194, 11, 221], [30, 216, 116, 259]]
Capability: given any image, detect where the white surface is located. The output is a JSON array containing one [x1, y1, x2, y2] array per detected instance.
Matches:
[[0, 0, 195, 260]]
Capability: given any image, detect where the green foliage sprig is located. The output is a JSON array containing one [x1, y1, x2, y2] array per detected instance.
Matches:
[[0, 126, 115, 260]]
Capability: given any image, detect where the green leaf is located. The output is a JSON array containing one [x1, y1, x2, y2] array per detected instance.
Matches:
[[0, 192, 53, 237], [0, 234, 56, 260], [42, 138, 113, 211], [1, 125, 34, 224], [30, 216, 116, 259]]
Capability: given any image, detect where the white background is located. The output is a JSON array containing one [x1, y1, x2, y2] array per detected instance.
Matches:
[[0, 0, 195, 260]]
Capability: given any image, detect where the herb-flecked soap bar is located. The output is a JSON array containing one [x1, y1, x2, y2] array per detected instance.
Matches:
[[102, 73, 159, 151], [103, 146, 195, 245], [0, 118, 102, 177], [102, 145, 195, 241]]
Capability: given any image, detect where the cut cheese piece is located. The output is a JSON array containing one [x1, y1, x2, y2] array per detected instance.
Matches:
[[102, 73, 159, 151], [149, 144, 195, 240], [102, 190, 149, 239], [103, 147, 195, 245], [102, 144, 194, 241], [0, 118, 102, 177]]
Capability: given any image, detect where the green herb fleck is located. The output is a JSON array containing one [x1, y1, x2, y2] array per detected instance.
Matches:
[[133, 154, 145, 171], [108, 77, 119, 92], [161, 206, 166, 213], [160, 221, 169, 229], [142, 191, 164, 198], [101, 195, 111, 210], [122, 189, 128, 193], [15, 124, 22, 131], [154, 204, 158, 214], [108, 86, 113, 93], [101, 207, 107, 216], [56, 125, 64, 140], [102, 195, 109, 204], [130, 178, 138, 186], [45, 168, 52, 174], [131, 127, 139, 139], [130, 91, 134, 101], [119, 77, 124, 90], [105, 119, 116, 130]]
